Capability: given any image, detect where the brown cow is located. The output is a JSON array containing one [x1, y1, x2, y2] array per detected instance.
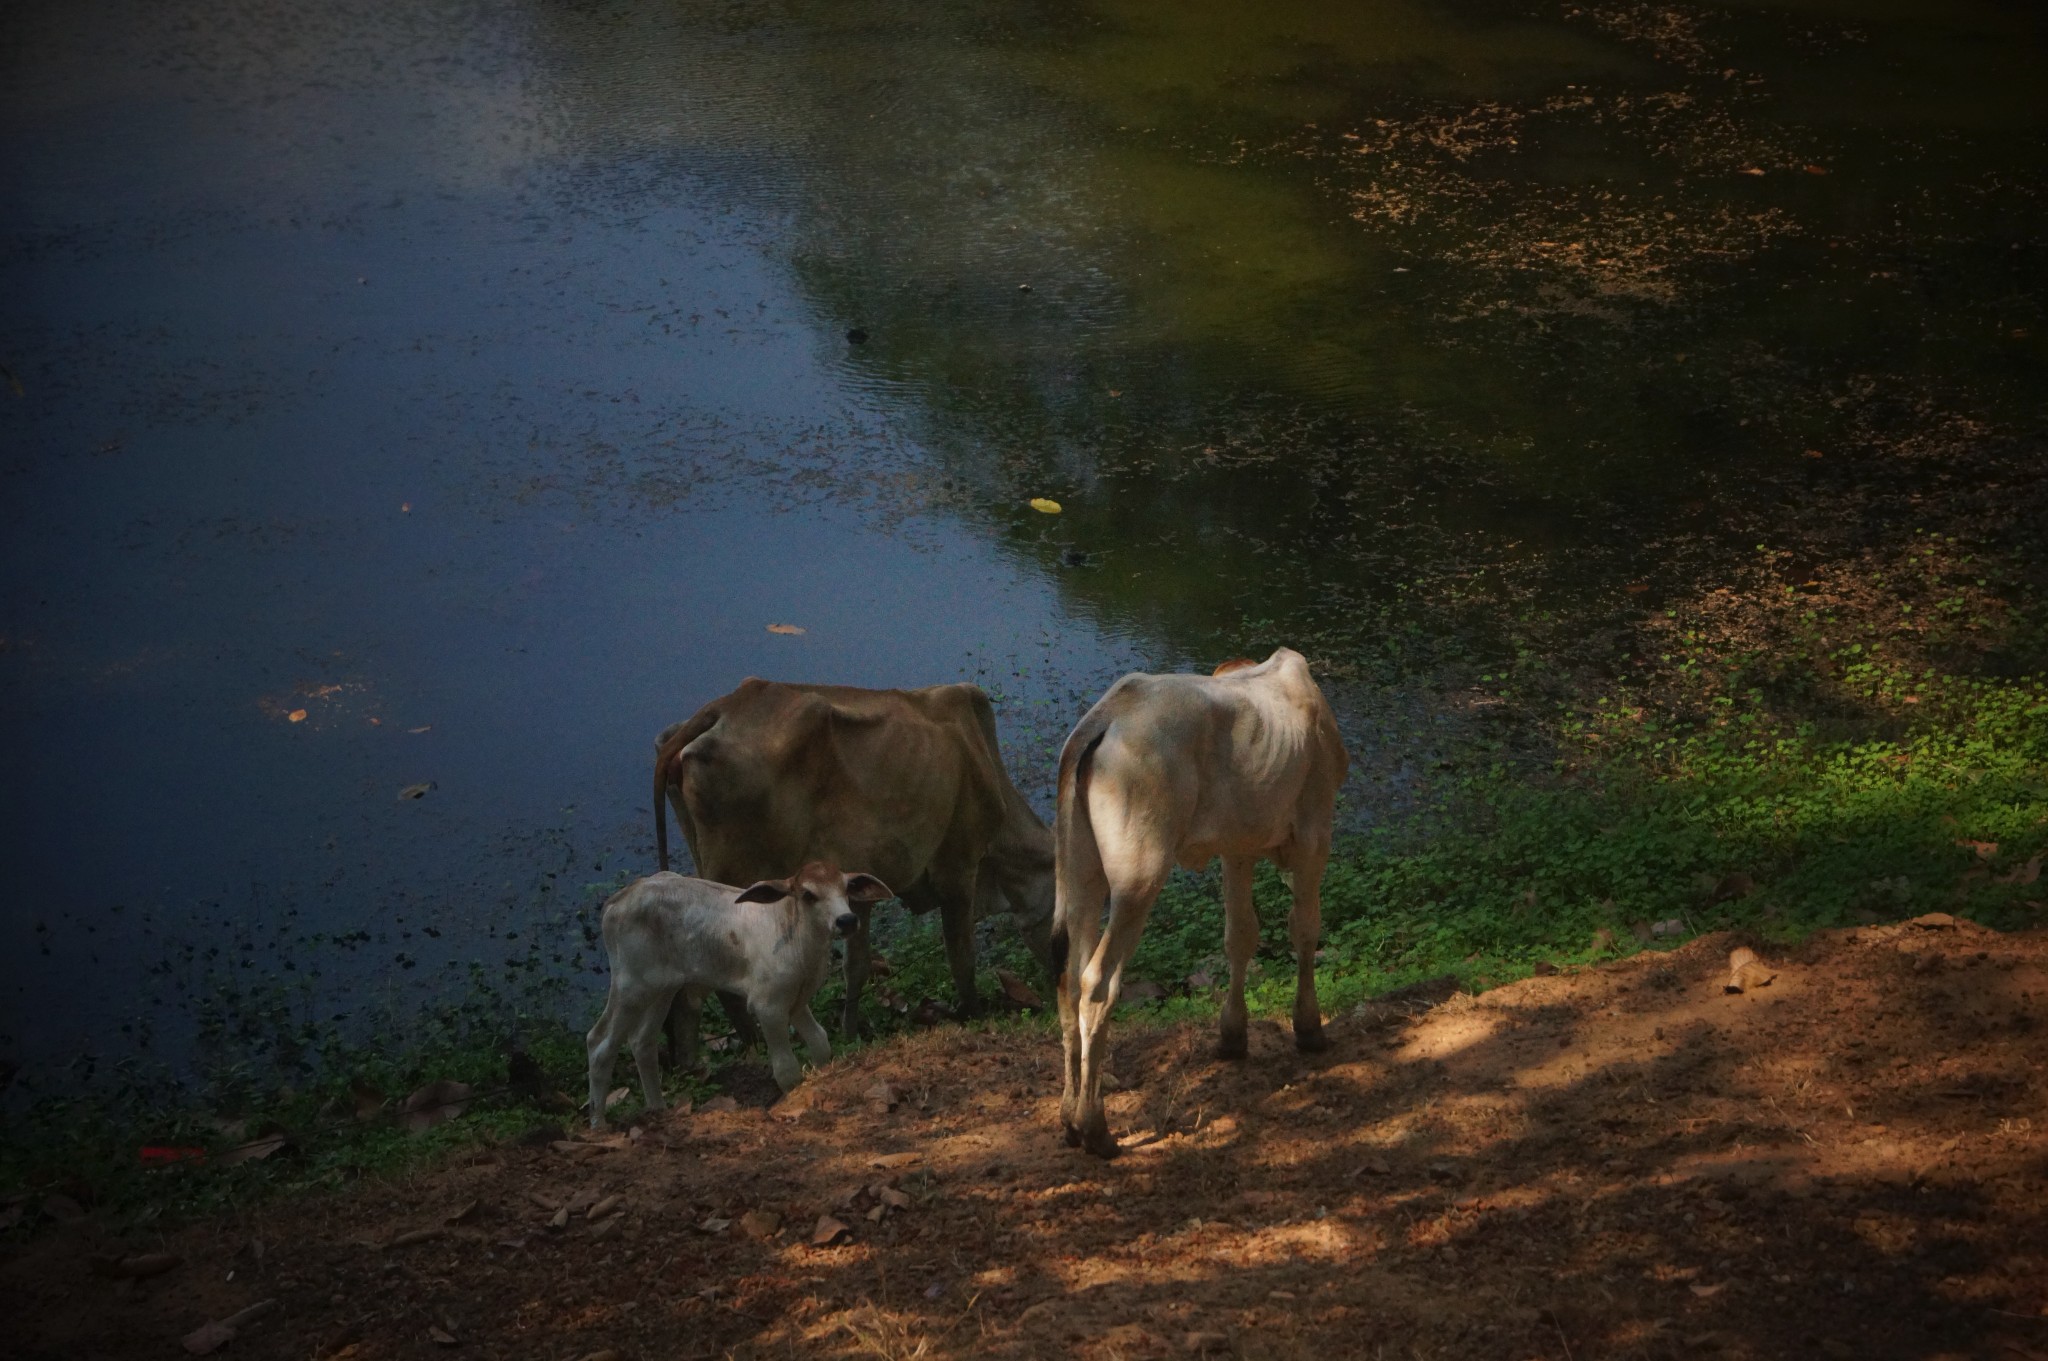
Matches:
[[1050, 648, 1349, 1157], [653, 679, 1055, 1038]]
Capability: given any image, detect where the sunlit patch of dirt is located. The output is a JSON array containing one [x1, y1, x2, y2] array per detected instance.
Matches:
[[5, 919, 2043, 1359]]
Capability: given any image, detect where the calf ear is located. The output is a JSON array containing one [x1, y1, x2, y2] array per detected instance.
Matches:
[[843, 874, 894, 904], [735, 880, 791, 904]]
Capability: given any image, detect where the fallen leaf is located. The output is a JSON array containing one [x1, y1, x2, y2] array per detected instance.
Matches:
[[387, 1227, 444, 1249], [90, 1252, 182, 1279], [1738, 166, 1765, 176], [698, 1094, 740, 1113], [1803, 449, 1825, 458], [408, 725, 431, 734], [811, 1214, 852, 1246], [765, 623, 806, 635], [996, 968, 1042, 1009], [397, 782, 435, 801], [548, 1207, 570, 1231], [1624, 582, 1650, 594], [865, 1081, 901, 1112], [216, 1134, 287, 1167], [1688, 1282, 1726, 1298], [400, 1079, 472, 1134], [182, 1300, 276, 1355], [869, 1152, 922, 1169], [429, 1325, 458, 1346], [445, 1200, 480, 1224], [697, 1216, 731, 1233], [1803, 164, 1829, 174], [588, 1194, 622, 1221], [1106, 389, 1123, 398], [878, 1186, 911, 1210], [738, 1209, 782, 1241], [1029, 497, 1062, 514], [604, 1086, 631, 1111], [287, 710, 307, 723], [1996, 855, 2041, 886]]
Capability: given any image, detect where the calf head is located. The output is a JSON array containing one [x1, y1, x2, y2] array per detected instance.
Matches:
[[736, 861, 893, 938]]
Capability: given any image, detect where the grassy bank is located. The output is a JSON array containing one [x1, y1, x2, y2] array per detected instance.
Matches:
[[5, 553, 2044, 1232]]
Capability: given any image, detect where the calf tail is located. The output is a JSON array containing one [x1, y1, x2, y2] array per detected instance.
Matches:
[[651, 709, 718, 871]]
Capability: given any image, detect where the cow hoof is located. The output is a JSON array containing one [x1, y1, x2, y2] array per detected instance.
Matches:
[[1217, 1025, 1248, 1061], [1294, 1026, 1330, 1054], [1062, 1122, 1083, 1149], [1082, 1127, 1122, 1160]]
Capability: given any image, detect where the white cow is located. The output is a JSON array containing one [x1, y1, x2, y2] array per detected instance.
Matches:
[[1050, 649, 1349, 1157], [585, 862, 891, 1128]]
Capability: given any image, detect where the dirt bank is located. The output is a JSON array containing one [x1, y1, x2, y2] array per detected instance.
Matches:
[[6, 917, 2044, 1360]]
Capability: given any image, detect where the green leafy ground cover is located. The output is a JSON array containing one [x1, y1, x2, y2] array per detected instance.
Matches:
[[6, 548, 2044, 1230]]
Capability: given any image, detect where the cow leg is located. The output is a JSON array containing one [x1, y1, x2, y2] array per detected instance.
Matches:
[[1285, 846, 1330, 1052], [939, 874, 984, 1020], [1054, 870, 1107, 1148], [1073, 885, 1159, 1159], [839, 902, 874, 1038], [672, 985, 708, 1078], [665, 989, 753, 1072], [1218, 854, 1259, 1060]]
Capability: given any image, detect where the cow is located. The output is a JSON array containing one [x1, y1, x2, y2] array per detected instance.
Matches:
[[653, 679, 1056, 1040], [585, 862, 892, 1129], [1049, 648, 1350, 1157]]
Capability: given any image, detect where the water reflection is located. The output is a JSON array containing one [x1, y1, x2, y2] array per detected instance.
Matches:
[[2, 0, 2041, 1084]]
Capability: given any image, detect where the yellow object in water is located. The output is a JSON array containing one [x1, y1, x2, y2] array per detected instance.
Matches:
[[1029, 497, 1062, 514]]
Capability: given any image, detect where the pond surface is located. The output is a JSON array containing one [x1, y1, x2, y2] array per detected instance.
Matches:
[[3, 0, 2042, 1087]]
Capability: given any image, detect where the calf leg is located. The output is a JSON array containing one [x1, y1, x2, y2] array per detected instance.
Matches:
[[939, 880, 983, 1020], [628, 992, 670, 1116], [792, 999, 833, 1068], [671, 985, 708, 1078], [664, 989, 754, 1072], [1218, 854, 1259, 1060], [1285, 846, 1330, 1052], [755, 997, 805, 1092], [586, 985, 626, 1131]]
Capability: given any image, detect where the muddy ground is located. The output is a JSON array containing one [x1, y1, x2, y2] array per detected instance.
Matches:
[[6, 916, 2045, 1360]]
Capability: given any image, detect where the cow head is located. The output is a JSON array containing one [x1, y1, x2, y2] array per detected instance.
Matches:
[[736, 862, 893, 938]]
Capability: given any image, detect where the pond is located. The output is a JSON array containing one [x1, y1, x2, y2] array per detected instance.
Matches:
[[2, 0, 2041, 1089]]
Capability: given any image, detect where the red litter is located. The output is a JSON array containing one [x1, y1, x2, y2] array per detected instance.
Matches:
[[140, 1146, 206, 1167]]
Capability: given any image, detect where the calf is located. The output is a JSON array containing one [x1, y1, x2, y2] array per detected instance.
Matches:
[[1051, 648, 1349, 1157], [585, 862, 891, 1128]]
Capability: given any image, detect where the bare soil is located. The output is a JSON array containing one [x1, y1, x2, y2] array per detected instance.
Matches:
[[7, 916, 2045, 1360]]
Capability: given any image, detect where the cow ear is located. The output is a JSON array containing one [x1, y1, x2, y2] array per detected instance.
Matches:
[[735, 880, 790, 904], [843, 874, 894, 904]]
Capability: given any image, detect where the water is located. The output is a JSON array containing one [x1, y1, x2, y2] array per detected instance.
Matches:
[[3, 0, 2042, 1088]]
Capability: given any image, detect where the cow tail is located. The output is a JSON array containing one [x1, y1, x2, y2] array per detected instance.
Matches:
[[651, 710, 718, 872], [1049, 712, 1111, 981]]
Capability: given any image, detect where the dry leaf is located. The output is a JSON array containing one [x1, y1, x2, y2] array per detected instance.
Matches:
[[765, 623, 806, 635], [698, 1094, 740, 1113], [878, 1186, 911, 1210], [738, 1209, 782, 1241], [1028, 497, 1062, 514], [400, 1080, 472, 1134], [811, 1214, 852, 1246], [548, 1207, 569, 1231], [697, 1216, 731, 1233], [387, 1227, 444, 1249], [216, 1133, 287, 1167], [429, 1325, 458, 1346], [182, 1301, 275, 1356], [1803, 164, 1829, 174], [864, 1081, 901, 1112], [1688, 1282, 1726, 1298], [397, 782, 435, 801], [604, 1086, 630, 1111], [445, 1200, 480, 1224], [588, 1195, 622, 1221], [995, 968, 1042, 1009], [869, 1151, 921, 1169], [286, 710, 307, 723], [1738, 167, 1765, 176], [1996, 855, 2041, 886]]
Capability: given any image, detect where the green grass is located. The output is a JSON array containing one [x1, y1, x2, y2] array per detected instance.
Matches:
[[6, 601, 2044, 1232]]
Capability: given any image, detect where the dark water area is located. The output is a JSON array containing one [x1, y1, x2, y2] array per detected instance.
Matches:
[[3, 0, 2043, 1092]]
